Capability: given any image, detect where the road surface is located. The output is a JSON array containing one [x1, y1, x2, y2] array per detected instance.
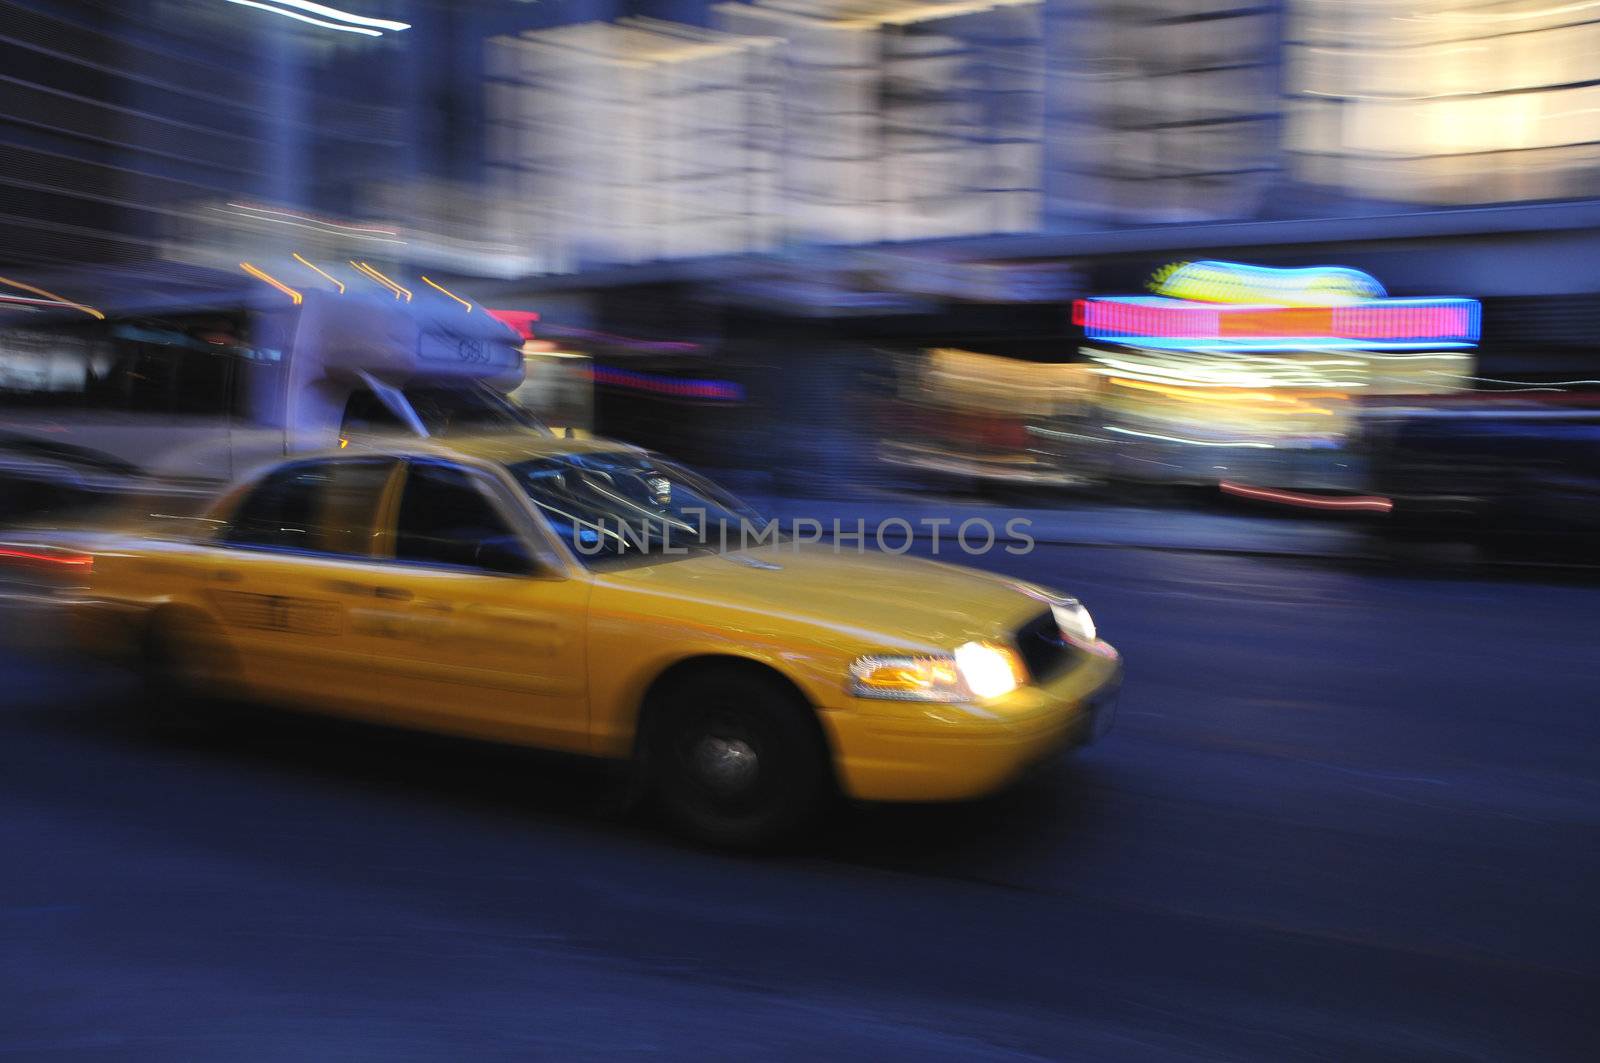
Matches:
[[2, 544, 1596, 1060]]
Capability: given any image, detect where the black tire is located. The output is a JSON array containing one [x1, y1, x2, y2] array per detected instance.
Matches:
[[645, 664, 831, 848]]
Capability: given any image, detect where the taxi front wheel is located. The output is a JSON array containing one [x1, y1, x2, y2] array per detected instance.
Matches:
[[646, 665, 831, 848]]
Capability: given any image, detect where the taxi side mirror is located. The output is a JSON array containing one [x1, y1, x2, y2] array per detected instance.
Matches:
[[476, 536, 537, 576]]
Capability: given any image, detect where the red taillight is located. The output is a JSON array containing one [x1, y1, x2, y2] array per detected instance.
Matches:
[[0, 546, 94, 570]]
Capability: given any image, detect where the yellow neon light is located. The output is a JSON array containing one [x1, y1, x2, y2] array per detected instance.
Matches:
[[292, 253, 345, 294], [349, 260, 398, 298], [421, 275, 471, 312], [352, 261, 411, 301], [0, 274, 104, 320], [1150, 261, 1385, 307], [1108, 377, 1344, 414], [239, 262, 302, 305]]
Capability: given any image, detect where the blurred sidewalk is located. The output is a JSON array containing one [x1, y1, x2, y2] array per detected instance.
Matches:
[[746, 493, 1367, 559]]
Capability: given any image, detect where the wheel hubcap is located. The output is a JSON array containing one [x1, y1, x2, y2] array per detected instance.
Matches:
[[691, 734, 759, 793]]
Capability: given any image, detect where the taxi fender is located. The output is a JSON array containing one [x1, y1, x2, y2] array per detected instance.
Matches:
[[586, 631, 848, 759]]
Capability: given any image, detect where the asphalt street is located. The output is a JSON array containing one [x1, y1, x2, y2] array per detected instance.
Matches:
[[1, 543, 1596, 1061]]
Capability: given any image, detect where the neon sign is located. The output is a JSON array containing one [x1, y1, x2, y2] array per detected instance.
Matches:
[[1151, 261, 1386, 306], [1074, 296, 1479, 350], [1077, 260, 1480, 351]]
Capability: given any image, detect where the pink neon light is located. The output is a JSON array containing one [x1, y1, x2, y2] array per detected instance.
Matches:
[[486, 308, 541, 340], [1079, 299, 1477, 343]]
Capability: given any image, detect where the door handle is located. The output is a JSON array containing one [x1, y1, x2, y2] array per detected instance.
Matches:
[[321, 578, 365, 595], [210, 569, 242, 583], [373, 586, 413, 601]]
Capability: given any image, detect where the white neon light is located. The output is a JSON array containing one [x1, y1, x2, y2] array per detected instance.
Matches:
[[250, 0, 409, 30], [0, 295, 73, 309], [1467, 375, 1600, 387], [208, 204, 405, 245], [220, 0, 410, 36], [1104, 426, 1277, 449], [222, 0, 380, 35], [225, 203, 397, 236]]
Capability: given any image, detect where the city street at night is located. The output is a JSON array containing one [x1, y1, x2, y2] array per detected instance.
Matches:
[[3, 543, 1595, 1061], [5, 2, 1600, 1057]]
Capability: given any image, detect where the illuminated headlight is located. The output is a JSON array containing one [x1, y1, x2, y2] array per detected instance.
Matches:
[[851, 642, 1024, 703], [953, 641, 1025, 700], [1051, 599, 1097, 647]]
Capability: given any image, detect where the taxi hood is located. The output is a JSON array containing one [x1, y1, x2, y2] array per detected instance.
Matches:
[[591, 543, 1050, 651]]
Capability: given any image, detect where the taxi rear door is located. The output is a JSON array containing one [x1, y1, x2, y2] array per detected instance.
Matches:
[[203, 456, 403, 713], [356, 458, 592, 752]]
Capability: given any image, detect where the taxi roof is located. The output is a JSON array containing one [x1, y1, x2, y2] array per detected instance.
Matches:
[[341, 432, 643, 467]]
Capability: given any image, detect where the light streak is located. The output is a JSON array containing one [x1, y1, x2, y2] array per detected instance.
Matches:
[[351, 261, 410, 301], [589, 366, 744, 401], [356, 262, 411, 301], [0, 546, 93, 567], [0, 274, 103, 320], [212, 203, 404, 245], [421, 275, 471, 312], [221, 0, 382, 37], [1466, 375, 1600, 387], [1104, 426, 1276, 449], [240, 262, 302, 305], [227, 203, 396, 235], [1108, 377, 1341, 415], [1088, 351, 1370, 389], [243, 0, 410, 31], [0, 295, 79, 311], [219, 0, 411, 36], [1220, 481, 1394, 513], [293, 253, 344, 294]]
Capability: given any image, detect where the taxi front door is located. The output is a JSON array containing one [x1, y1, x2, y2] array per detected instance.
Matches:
[[361, 460, 591, 752]]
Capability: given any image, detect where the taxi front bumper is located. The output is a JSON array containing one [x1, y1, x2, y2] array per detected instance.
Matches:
[[820, 648, 1122, 803]]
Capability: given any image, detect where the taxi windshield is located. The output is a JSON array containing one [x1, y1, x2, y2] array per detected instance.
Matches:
[[344, 382, 549, 439], [507, 452, 769, 565]]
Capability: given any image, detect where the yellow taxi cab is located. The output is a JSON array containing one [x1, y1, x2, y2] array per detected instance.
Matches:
[[66, 436, 1121, 844]]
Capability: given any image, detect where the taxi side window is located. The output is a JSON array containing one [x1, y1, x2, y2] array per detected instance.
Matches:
[[316, 460, 396, 557], [224, 459, 393, 556], [394, 461, 529, 572]]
